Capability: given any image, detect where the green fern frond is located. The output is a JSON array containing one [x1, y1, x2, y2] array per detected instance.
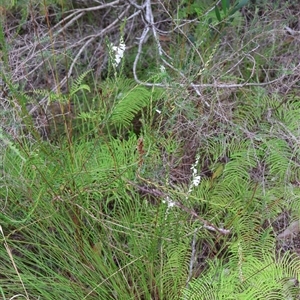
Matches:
[[262, 138, 293, 181], [70, 134, 138, 192], [182, 249, 300, 299], [69, 70, 91, 96], [95, 76, 153, 128], [159, 240, 191, 299], [33, 89, 65, 103], [110, 84, 151, 127], [31, 71, 91, 104]]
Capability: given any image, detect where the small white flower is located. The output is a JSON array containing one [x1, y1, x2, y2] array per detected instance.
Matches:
[[160, 65, 166, 73], [162, 196, 176, 208], [192, 175, 201, 187], [187, 155, 201, 197], [191, 154, 201, 187], [111, 39, 126, 68], [162, 196, 176, 219]]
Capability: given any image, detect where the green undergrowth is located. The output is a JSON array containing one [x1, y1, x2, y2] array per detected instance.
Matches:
[[1, 84, 300, 299], [1, 0, 300, 299]]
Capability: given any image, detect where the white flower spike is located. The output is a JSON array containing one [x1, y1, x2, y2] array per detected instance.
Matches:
[[111, 39, 126, 68]]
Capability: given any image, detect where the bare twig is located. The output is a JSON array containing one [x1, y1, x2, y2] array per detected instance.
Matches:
[[130, 2, 298, 94], [186, 228, 199, 290], [127, 179, 231, 235], [67, 6, 130, 79]]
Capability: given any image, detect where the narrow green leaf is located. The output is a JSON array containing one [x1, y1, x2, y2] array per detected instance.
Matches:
[[225, 0, 230, 10], [215, 5, 222, 22], [221, 0, 229, 14], [229, 0, 249, 16]]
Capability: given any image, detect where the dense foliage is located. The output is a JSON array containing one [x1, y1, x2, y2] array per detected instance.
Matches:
[[1, 0, 300, 299]]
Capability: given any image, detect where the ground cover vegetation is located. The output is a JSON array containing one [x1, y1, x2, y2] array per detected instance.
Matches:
[[1, 0, 300, 299]]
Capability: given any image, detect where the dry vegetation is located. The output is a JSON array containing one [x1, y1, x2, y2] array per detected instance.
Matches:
[[1, 0, 300, 299]]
